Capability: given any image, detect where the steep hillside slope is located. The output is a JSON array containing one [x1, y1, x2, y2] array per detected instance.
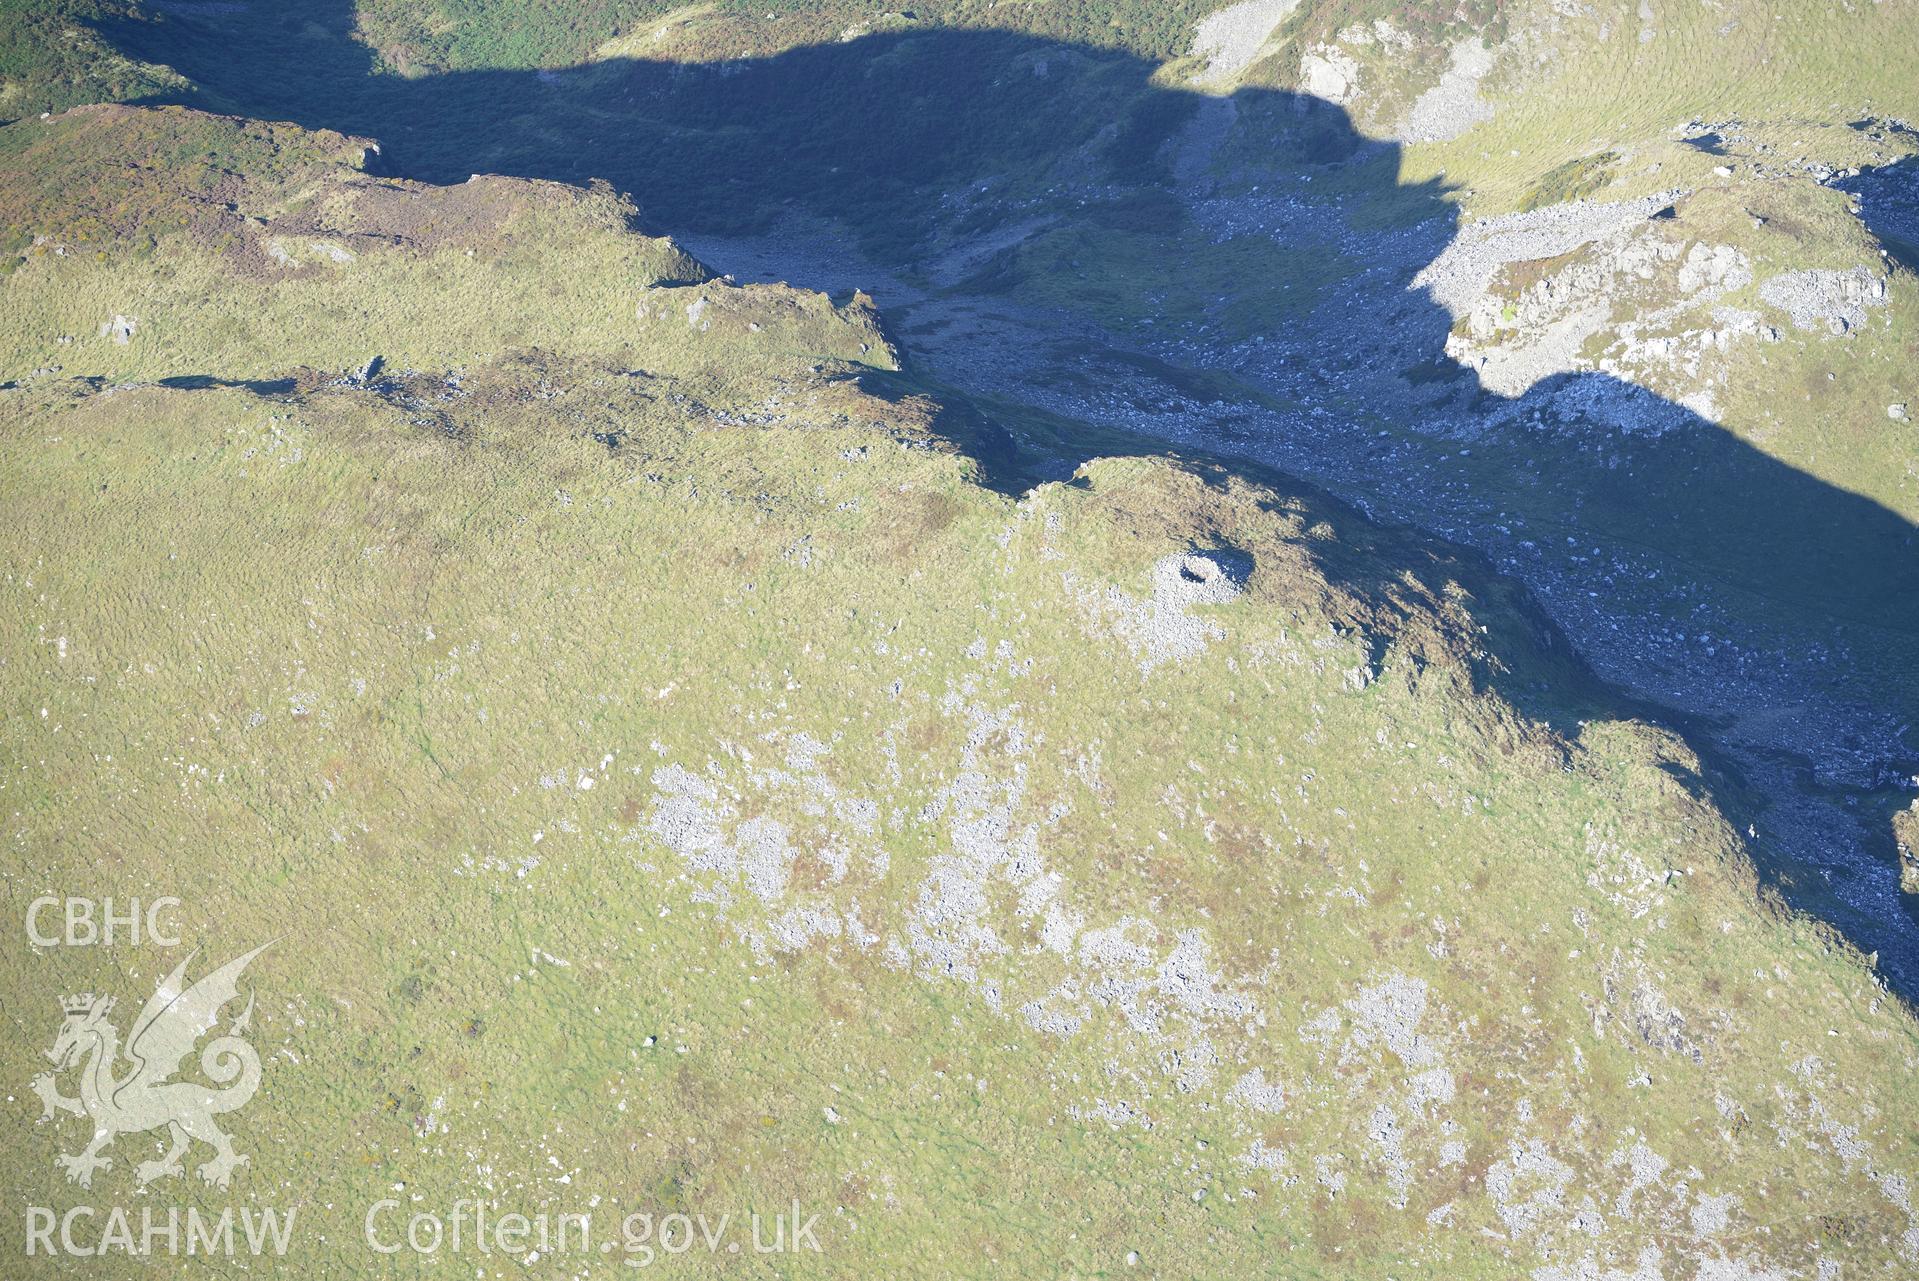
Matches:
[[0, 0, 186, 122], [0, 105, 892, 387], [2, 105, 1918, 1281]]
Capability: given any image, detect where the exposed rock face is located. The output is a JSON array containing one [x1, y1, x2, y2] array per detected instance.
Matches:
[[1299, 45, 1361, 105], [1461, 231, 1759, 410], [1414, 175, 1900, 427], [1414, 195, 1766, 416]]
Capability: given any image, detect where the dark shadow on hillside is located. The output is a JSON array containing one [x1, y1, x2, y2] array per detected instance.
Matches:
[[1838, 158, 1919, 274], [157, 373, 299, 394], [89, 2, 1919, 989]]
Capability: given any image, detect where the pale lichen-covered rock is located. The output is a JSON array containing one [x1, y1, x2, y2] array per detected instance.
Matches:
[[1188, 0, 1300, 83], [1758, 266, 1888, 335], [1299, 45, 1361, 104], [1397, 38, 1497, 143]]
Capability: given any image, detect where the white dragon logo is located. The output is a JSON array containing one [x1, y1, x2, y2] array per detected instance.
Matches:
[[31, 944, 269, 1189]]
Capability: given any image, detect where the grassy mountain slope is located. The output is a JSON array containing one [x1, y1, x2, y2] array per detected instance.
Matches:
[[0, 0, 187, 123], [350, 0, 1224, 72], [2, 104, 1917, 1280], [1259, 0, 1919, 212], [0, 104, 894, 388]]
